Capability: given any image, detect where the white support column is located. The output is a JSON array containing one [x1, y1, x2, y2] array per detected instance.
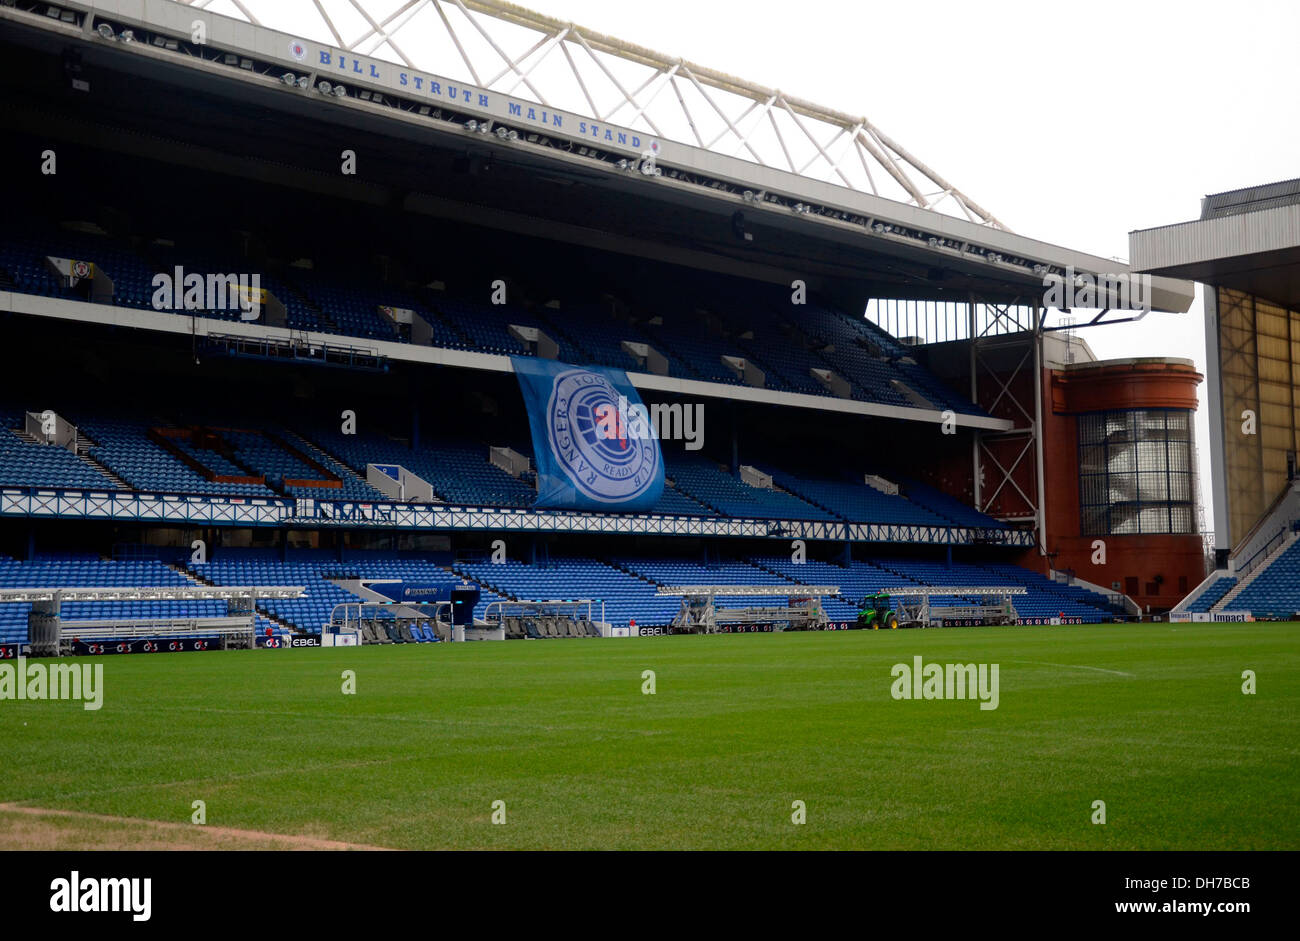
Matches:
[[1202, 285, 1230, 554]]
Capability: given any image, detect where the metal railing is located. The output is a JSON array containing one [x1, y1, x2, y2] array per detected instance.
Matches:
[[1234, 526, 1290, 581]]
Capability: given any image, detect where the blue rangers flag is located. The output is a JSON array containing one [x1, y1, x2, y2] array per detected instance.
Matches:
[[512, 357, 665, 511]]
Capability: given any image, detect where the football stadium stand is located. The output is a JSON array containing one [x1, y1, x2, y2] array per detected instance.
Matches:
[[1179, 576, 1238, 613], [0, 404, 1007, 534], [0, 554, 277, 644], [0, 217, 982, 414], [189, 549, 508, 636], [0, 0, 1192, 652], [1215, 539, 1300, 618], [0, 546, 1120, 645]]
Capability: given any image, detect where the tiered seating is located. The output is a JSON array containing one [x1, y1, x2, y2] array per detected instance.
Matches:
[[0, 414, 119, 491], [749, 556, 878, 620], [648, 484, 715, 517], [285, 272, 407, 341], [787, 303, 981, 414], [0, 403, 1000, 532], [73, 416, 278, 498], [1229, 540, 1300, 617], [1181, 575, 1237, 613], [283, 433, 389, 502], [146, 242, 330, 331], [897, 479, 1007, 529], [192, 549, 509, 634], [399, 440, 537, 507], [193, 550, 363, 635], [0, 213, 989, 413], [0, 233, 76, 298], [666, 453, 834, 521], [966, 562, 1115, 618], [453, 557, 676, 629], [216, 429, 379, 500], [423, 296, 589, 362], [632, 315, 750, 387], [340, 553, 507, 622], [0, 556, 239, 644], [172, 437, 247, 477], [308, 428, 536, 507], [612, 556, 850, 621], [0, 225, 158, 309], [529, 303, 649, 372], [858, 317, 982, 415], [769, 470, 951, 526], [757, 555, 1112, 620], [672, 283, 846, 397]]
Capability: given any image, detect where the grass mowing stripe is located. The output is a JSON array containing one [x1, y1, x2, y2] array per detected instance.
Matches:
[[0, 623, 1295, 849]]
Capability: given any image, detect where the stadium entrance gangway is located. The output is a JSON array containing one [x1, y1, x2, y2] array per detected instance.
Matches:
[[657, 585, 842, 634]]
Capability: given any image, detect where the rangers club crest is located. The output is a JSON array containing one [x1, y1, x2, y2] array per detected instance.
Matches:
[[288, 40, 307, 61], [546, 368, 659, 504]]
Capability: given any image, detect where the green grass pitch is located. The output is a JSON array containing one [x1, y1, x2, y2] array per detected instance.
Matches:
[[1, 623, 1296, 850]]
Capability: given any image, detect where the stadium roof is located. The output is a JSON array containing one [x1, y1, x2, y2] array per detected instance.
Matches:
[[1130, 178, 1300, 309], [1201, 177, 1300, 220], [3, 0, 1195, 313], [181, 0, 1007, 228]]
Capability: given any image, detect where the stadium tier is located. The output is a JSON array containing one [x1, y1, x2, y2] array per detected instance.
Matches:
[[0, 219, 982, 415], [755, 556, 1116, 620], [0, 0, 1209, 652], [0, 553, 277, 644], [0, 404, 1007, 533], [0, 546, 1118, 644], [1179, 576, 1238, 613], [1217, 540, 1300, 619], [189, 549, 507, 637]]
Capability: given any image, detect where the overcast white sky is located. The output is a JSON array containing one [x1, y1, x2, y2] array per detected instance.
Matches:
[[224, 0, 1300, 528]]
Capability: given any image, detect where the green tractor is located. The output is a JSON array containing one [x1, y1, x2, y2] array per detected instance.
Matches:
[[857, 592, 899, 630]]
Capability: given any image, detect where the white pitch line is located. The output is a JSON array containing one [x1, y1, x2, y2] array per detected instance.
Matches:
[[1006, 659, 1135, 678]]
